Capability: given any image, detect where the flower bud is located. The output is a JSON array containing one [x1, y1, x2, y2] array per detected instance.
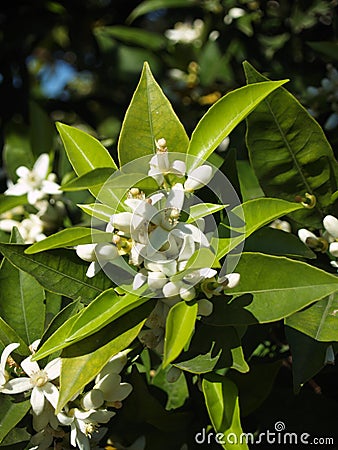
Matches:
[[163, 281, 182, 298], [184, 165, 213, 192], [76, 244, 97, 262], [298, 228, 317, 244], [110, 213, 133, 233], [81, 389, 104, 410], [221, 273, 240, 289], [323, 215, 338, 239], [95, 243, 119, 261], [179, 286, 196, 301], [329, 242, 338, 257], [197, 299, 214, 316], [148, 271, 168, 291]]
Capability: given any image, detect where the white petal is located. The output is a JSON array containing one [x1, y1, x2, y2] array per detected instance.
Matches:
[[110, 212, 133, 233], [1, 343, 20, 372], [323, 215, 338, 239], [148, 167, 164, 185], [149, 227, 169, 253], [96, 352, 128, 382], [171, 160, 186, 176], [149, 192, 165, 205], [31, 386, 46, 415], [41, 180, 61, 195], [329, 242, 338, 257], [57, 412, 74, 426], [76, 244, 97, 262], [16, 166, 30, 178], [133, 272, 147, 289], [148, 271, 168, 290], [178, 235, 195, 262], [90, 408, 116, 423], [28, 189, 44, 205], [1, 377, 32, 394], [21, 356, 40, 377], [44, 357, 61, 380], [5, 182, 29, 196], [0, 219, 20, 233], [224, 272, 240, 288], [298, 228, 317, 244], [176, 223, 210, 247], [166, 183, 184, 211], [179, 286, 196, 301], [185, 165, 213, 191], [163, 281, 183, 297], [86, 261, 101, 278], [106, 382, 133, 402], [33, 154, 49, 179], [95, 243, 119, 261], [81, 389, 104, 410], [130, 243, 145, 266]]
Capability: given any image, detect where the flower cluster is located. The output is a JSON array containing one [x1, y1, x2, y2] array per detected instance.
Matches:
[[76, 139, 240, 352], [305, 64, 338, 131], [1, 153, 65, 243], [298, 214, 338, 269], [0, 342, 132, 450]]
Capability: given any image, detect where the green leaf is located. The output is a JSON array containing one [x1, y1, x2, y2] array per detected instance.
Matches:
[[25, 228, 112, 254], [186, 203, 227, 224], [285, 326, 331, 393], [127, 0, 197, 23], [0, 248, 45, 345], [202, 375, 248, 450], [236, 160, 264, 201], [286, 292, 338, 342], [0, 398, 31, 444], [217, 253, 338, 325], [0, 426, 31, 446], [186, 79, 288, 172], [118, 62, 189, 167], [175, 344, 221, 374], [0, 194, 28, 215], [214, 197, 303, 259], [0, 317, 29, 355], [244, 227, 316, 259], [163, 301, 198, 368], [0, 244, 112, 303], [61, 167, 116, 191], [67, 288, 150, 343], [57, 307, 149, 412], [56, 123, 117, 196], [95, 26, 166, 51], [244, 61, 338, 227]]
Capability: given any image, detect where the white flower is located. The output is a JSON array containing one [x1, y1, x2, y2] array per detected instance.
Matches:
[[58, 407, 115, 450], [184, 165, 213, 192], [165, 19, 204, 44], [0, 342, 19, 389], [2, 356, 61, 415], [5, 153, 61, 205], [323, 215, 338, 239], [76, 243, 120, 278], [0, 214, 46, 243]]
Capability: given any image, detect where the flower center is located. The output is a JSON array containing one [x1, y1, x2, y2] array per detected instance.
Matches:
[[31, 370, 48, 387]]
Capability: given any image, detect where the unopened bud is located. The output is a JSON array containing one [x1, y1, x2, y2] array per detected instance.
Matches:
[[323, 215, 338, 239]]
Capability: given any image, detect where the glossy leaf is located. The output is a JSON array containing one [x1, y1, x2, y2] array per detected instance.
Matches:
[[0, 250, 45, 345], [56, 123, 117, 197], [3, 122, 34, 182], [285, 292, 338, 341], [218, 253, 338, 324], [0, 398, 31, 444], [60, 167, 115, 191], [57, 308, 148, 412], [0, 316, 29, 356], [244, 227, 316, 259], [214, 197, 303, 258], [187, 79, 288, 172], [0, 194, 27, 215], [163, 301, 198, 368], [67, 287, 150, 342], [202, 375, 248, 450], [0, 244, 112, 303], [118, 62, 189, 167], [285, 326, 331, 393], [236, 160, 264, 201], [25, 228, 112, 254], [127, 0, 197, 23], [244, 61, 338, 227], [186, 203, 227, 224]]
